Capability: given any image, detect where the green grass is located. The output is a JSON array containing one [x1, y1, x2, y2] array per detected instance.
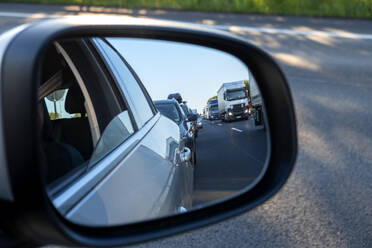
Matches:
[[2, 0, 372, 19]]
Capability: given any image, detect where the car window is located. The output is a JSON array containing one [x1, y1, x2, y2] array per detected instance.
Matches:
[[88, 110, 134, 167], [40, 42, 136, 186], [155, 103, 181, 124], [210, 105, 218, 111], [93, 38, 154, 128], [40, 81, 94, 184], [44, 89, 77, 120]]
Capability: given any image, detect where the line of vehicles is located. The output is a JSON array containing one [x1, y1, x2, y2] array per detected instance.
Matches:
[[203, 77, 264, 126], [154, 93, 203, 166]]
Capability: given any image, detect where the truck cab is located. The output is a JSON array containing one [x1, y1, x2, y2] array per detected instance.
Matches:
[[206, 99, 220, 120], [217, 81, 249, 122]]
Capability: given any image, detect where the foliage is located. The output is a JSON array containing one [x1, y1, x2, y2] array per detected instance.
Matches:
[[244, 79, 250, 98], [2, 0, 372, 18], [49, 112, 60, 120]]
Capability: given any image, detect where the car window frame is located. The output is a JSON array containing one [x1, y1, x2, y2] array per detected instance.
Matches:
[[85, 38, 139, 132], [103, 38, 158, 116], [155, 101, 182, 125], [44, 39, 137, 192], [92, 37, 156, 129], [54, 41, 101, 146]]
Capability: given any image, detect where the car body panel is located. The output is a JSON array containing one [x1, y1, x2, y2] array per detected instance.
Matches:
[[66, 115, 191, 226], [154, 100, 195, 160]]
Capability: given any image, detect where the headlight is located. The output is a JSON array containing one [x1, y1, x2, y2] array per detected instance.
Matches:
[[228, 112, 233, 116], [244, 109, 248, 113]]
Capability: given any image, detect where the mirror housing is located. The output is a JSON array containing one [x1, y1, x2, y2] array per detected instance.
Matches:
[[187, 114, 198, 122], [0, 16, 297, 247]]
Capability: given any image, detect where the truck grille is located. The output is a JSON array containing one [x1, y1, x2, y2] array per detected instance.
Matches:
[[232, 104, 244, 113]]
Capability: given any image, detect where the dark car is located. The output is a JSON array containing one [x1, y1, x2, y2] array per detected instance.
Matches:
[[154, 99, 197, 165], [167, 93, 198, 137], [196, 113, 203, 129], [167, 93, 183, 103], [180, 102, 199, 137]]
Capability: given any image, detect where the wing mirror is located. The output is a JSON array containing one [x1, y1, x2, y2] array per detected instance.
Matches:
[[187, 114, 198, 122], [0, 16, 297, 247]]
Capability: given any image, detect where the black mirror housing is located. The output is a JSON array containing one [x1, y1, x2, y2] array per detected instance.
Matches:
[[0, 17, 297, 247], [187, 114, 198, 122]]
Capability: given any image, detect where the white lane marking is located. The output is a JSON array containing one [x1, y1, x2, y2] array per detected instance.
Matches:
[[217, 123, 222, 126], [1, 11, 372, 40], [232, 127, 243, 132]]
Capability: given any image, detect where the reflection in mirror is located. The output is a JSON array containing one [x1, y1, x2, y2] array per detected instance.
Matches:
[[39, 37, 268, 227]]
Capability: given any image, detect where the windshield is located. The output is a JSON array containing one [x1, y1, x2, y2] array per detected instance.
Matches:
[[156, 103, 181, 124], [226, 89, 246, 101], [210, 105, 218, 111]]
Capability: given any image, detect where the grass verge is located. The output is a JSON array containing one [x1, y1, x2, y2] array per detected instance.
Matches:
[[1, 0, 372, 19]]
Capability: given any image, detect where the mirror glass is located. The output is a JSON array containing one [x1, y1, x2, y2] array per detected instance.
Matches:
[[39, 37, 268, 227]]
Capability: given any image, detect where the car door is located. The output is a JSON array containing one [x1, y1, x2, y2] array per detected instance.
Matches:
[[49, 38, 193, 226]]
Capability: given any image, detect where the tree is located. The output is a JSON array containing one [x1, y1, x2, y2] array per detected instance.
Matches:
[[49, 112, 60, 120], [244, 80, 250, 99]]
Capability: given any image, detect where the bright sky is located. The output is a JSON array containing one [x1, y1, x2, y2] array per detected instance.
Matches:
[[107, 38, 249, 113]]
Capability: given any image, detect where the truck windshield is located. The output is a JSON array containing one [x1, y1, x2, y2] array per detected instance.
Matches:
[[226, 90, 246, 101], [210, 105, 218, 111], [155, 103, 181, 124]]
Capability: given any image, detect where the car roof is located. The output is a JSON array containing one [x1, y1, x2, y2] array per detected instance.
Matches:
[[154, 99, 178, 105]]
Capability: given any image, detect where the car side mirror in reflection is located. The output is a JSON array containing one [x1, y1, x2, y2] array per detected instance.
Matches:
[[187, 114, 197, 122], [0, 17, 297, 247]]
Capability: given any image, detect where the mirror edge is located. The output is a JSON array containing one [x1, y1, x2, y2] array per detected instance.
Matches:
[[0, 18, 297, 246]]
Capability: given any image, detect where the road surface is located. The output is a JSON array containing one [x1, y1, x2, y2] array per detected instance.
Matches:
[[0, 3, 371, 247], [193, 118, 267, 206]]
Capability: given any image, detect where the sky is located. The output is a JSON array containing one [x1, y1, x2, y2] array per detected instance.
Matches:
[[107, 38, 249, 113]]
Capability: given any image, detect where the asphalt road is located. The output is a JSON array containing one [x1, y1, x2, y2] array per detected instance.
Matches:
[[1, 3, 372, 248], [193, 118, 267, 206]]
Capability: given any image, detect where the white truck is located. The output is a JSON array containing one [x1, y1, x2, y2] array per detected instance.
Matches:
[[217, 81, 249, 122], [249, 72, 264, 126]]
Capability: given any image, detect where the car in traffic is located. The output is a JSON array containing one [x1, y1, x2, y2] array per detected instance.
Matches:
[[154, 99, 197, 165], [168, 93, 198, 137], [180, 102, 199, 137], [196, 113, 203, 129]]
